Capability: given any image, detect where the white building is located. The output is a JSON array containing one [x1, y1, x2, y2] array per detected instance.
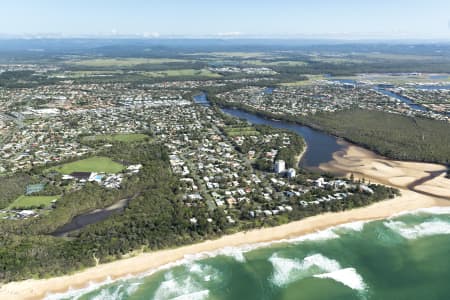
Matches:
[[274, 160, 285, 174], [287, 168, 296, 178]]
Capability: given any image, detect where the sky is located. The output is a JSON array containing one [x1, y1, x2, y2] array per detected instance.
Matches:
[[1, 0, 450, 39]]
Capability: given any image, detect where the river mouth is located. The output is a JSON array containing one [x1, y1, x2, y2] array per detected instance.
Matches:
[[196, 94, 449, 201]]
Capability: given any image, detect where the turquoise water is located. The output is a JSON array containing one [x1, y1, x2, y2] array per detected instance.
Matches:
[[47, 207, 450, 300]]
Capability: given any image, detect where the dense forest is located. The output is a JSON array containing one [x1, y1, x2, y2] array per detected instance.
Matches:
[[303, 110, 450, 164]]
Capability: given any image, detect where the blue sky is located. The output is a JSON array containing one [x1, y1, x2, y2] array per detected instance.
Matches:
[[1, 0, 450, 39]]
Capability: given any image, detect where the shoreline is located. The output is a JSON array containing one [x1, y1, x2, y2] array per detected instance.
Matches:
[[295, 142, 308, 167], [2, 132, 450, 300], [0, 189, 448, 300]]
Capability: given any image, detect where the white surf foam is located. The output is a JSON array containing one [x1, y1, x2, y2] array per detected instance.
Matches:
[[290, 228, 340, 243], [335, 220, 368, 232], [153, 271, 210, 300], [44, 276, 115, 300], [314, 268, 366, 291], [187, 263, 220, 282], [171, 290, 209, 300], [269, 253, 367, 291], [44, 219, 375, 299], [384, 220, 450, 239], [389, 206, 450, 218], [414, 207, 450, 215], [270, 253, 340, 286], [215, 246, 247, 262]]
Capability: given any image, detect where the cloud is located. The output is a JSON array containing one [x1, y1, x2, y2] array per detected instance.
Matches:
[[142, 32, 160, 38], [216, 32, 242, 37]]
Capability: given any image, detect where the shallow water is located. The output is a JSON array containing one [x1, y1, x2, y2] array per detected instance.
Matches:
[[47, 207, 450, 300]]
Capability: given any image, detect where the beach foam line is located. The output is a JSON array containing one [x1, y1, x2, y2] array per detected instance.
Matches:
[[383, 220, 450, 240], [43, 207, 448, 300], [334, 220, 369, 232], [44, 276, 116, 300], [44, 220, 375, 299], [389, 206, 450, 218]]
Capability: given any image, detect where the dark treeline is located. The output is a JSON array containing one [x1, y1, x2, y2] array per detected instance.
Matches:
[[0, 174, 32, 208], [0, 70, 60, 88]]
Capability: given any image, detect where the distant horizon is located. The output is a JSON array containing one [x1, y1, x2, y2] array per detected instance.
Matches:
[[1, 0, 450, 40], [0, 34, 450, 43]]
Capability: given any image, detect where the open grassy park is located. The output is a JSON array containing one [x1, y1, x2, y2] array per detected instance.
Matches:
[[82, 133, 149, 143], [50, 156, 125, 174], [8, 195, 59, 209]]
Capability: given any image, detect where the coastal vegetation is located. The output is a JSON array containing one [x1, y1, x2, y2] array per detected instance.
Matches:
[[303, 110, 450, 164], [0, 174, 32, 209]]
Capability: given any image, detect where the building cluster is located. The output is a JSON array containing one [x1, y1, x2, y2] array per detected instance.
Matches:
[[396, 87, 450, 117], [0, 70, 389, 225], [0, 85, 198, 173], [216, 84, 449, 122], [145, 101, 366, 223]]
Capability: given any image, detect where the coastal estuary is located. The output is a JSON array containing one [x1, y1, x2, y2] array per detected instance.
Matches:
[[30, 94, 450, 300]]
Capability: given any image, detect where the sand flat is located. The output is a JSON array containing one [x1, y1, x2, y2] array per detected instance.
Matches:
[[320, 143, 448, 198]]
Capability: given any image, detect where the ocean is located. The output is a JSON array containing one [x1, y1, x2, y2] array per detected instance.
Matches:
[[46, 207, 450, 300]]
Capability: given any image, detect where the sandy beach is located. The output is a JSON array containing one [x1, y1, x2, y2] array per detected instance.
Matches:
[[319, 142, 449, 199], [1, 143, 449, 300], [1, 190, 448, 300]]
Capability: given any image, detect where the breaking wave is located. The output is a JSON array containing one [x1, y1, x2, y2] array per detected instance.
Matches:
[[44, 276, 141, 300], [314, 268, 366, 291], [334, 220, 368, 232], [383, 220, 450, 240], [269, 253, 367, 291], [153, 270, 210, 300], [389, 206, 450, 218]]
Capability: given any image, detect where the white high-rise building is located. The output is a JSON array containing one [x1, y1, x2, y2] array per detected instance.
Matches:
[[287, 168, 296, 178], [274, 160, 285, 174]]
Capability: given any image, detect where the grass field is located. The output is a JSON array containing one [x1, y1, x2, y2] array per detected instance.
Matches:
[[188, 52, 268, 58], [50, 156, 125, 174], [281, 75, 326, 86], [71, 58, 189, 67], [9, 195, 59, 209], [225, 126, 260, 137], [82, 133, 149, 143], [141, 69, 221, 78], [243, 60, 308, 67]]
